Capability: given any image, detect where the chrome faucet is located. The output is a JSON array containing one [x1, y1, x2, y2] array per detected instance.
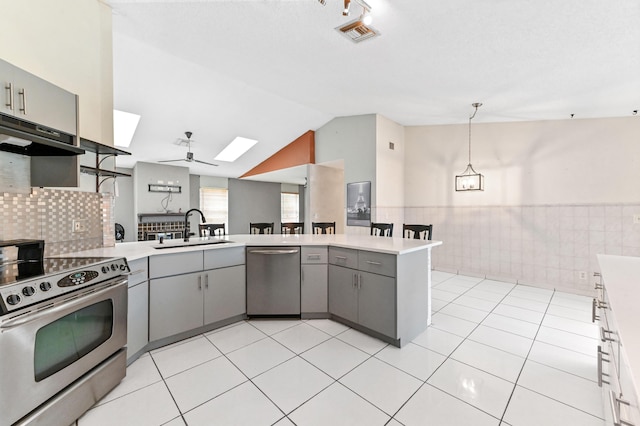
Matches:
[[184, 208, 207, 242]]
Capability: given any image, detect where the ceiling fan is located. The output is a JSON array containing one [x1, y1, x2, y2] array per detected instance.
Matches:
[[159, 131, 218, 167]]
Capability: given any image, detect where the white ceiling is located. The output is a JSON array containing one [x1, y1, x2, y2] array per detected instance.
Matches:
[[109, 0, 640, 181]]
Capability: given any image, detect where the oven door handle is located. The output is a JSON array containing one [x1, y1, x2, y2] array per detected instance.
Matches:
[[0, 278, 127, 330]]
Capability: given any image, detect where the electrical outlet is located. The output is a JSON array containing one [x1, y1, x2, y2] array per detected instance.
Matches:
[[578, 271, 587, 280], [72, 219, 87, 233], [634, 214, 640, 224]]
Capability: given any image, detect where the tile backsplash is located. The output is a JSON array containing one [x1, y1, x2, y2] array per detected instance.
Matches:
[[0, 188, 111, 256], [405, 204, 640, 296]]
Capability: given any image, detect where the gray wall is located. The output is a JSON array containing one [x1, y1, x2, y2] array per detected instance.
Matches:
[[315, 114, 377, 207], [133, 162, 190, 215], [228, 178, 281, 234], [113, 167, 135, 242]]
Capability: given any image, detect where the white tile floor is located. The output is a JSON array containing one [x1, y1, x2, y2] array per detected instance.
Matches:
[[77, 271, 605, 426]]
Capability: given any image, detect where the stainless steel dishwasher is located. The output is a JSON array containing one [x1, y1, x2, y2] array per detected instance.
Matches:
[[246, 246, 301, 316]]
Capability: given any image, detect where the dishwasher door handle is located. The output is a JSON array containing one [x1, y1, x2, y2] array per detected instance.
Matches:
[[249, 249, 299, 255]]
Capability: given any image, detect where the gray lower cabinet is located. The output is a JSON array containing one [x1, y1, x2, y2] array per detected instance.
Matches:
[[150, 265, 246, 341], [301, 246, 328, 315], [203, 265, 246, 324], [357, 271, 396, 338], [150, 270, 204, 341], [328, 259, 397, 339], [126, 258, 149, 361], [127, 281, 149, 357], [328, 265, 358, 323]]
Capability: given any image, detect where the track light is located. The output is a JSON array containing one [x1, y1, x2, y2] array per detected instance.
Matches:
[[317, 0, 326, 4], [343, 0, 351, 16]]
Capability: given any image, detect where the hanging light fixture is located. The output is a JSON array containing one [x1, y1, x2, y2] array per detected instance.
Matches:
[[455, 102, 484, 191]]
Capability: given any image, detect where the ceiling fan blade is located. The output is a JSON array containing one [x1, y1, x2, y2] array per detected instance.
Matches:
[[193, 159, 219, 167], [158, 159, 184, 163]]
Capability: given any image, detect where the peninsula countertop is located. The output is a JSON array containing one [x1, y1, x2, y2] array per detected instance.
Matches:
[[61, 234, 442, 261]]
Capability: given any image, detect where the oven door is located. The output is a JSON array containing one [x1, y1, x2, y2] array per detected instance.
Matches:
[[0, 278, 127, 426]]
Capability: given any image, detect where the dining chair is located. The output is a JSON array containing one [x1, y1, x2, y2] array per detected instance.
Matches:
[[281, 222, 304, 234], [312, 222, 336, 234], [199, 223, 226, 236], [250, 222, 274, 234], [402, 224, 433, 240], [370, 222, 393, 237]]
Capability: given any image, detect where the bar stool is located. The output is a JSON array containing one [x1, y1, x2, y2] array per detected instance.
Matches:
[[312, 222, 336, 234], [403, 224, 433, 240], [371, 222, 393, 237], [250, 222, 274, 234], [281, 222, 304, 234], [199, 223, 226, 236]]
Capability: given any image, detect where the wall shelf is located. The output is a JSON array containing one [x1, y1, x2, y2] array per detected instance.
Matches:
[[80, 138, 131, 192], [148, 183, 182, 193]]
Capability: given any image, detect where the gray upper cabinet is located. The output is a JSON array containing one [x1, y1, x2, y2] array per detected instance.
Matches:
[[1, 58, 77, 134]]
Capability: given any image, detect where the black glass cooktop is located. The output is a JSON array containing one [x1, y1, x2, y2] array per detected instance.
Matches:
[[0, 257, 113, 287]]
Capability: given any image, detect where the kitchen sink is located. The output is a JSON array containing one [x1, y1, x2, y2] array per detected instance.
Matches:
[[152, 239, 233, 249]]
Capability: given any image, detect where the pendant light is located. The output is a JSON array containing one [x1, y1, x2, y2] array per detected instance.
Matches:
[[455, 102, 484, 191]]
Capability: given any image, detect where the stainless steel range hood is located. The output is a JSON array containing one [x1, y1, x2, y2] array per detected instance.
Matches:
[[0, 114, 84, 156]]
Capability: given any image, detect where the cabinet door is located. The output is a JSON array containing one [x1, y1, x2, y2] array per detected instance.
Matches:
[[302, 264, 328, 313], [328, 265, 358, 323], [0, 59, 16, 117], [149, 271, 203, 341], [358, 271, 397, 339], [11, 66, 77, 134], [203, 265, 246, 325], [127, 281, 149, 358]]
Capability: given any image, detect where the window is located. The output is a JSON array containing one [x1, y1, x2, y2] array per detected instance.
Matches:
[[199, 188, 228, 227], [281, 192, 299, 222]]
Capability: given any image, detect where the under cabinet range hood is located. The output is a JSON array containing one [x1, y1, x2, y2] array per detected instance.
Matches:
[[0, 114, 84, 156]]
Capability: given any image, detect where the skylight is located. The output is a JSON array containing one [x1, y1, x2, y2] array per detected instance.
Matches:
[[214, 136, 258, 162], [113, 109, 141, 148]]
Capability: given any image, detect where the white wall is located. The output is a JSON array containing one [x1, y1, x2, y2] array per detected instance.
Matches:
[[405, 116, 640, 206], [405, 116, 640, 295], [306, 164, 345, 233], [1, 0, 114, 144]]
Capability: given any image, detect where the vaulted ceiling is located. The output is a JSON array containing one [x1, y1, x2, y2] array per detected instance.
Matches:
[[109, 0, 640, 178]]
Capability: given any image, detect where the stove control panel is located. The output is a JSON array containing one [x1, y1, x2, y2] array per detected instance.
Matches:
[[0, 258, 130, 314]]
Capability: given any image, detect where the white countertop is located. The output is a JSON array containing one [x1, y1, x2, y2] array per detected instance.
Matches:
[[61, 234, 442, 261], [597, 254, 640, 398]]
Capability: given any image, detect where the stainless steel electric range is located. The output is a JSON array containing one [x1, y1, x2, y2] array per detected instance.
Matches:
[[0, 240, 129, 426]]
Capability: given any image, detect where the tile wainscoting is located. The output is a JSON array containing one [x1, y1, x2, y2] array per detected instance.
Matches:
[[405, 204, 640, 295], [0, 188, 112, 256]]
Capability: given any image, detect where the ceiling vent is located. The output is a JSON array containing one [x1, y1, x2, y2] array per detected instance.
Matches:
[[335, 19, 380, 43]]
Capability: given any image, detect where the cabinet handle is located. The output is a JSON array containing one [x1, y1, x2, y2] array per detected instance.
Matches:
[[595, 283, 604, 290], [335, 255, 347, 262], [18, 88, 26, 114], [307, 254, 321, 260], [352, 273, 357, 288], [358, 274, 362, 289], [365, 260, 382, 266], [597, 345, 610, 387], [601, 327, 616, 342], [598, 300, 609, 309], [609, 390, 634, 426], [198, 275, 202, 291], [592, 298, 600, 323], [5, 82, 13, 110], [205, 274, 209, 289]]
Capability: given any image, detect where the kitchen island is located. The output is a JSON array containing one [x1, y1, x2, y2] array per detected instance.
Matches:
[[64, 234, 441, 360]]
